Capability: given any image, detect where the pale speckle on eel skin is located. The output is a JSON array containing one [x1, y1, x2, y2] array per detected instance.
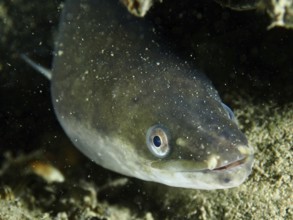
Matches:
[[49, 0, 254, 190]]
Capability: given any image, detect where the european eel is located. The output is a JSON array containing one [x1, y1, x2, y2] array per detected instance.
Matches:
[[29, 0, 254, 190]]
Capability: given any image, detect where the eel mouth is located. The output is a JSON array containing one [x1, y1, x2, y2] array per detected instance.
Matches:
[[150, 154, 254, 173], [212, 155, 253, 171]]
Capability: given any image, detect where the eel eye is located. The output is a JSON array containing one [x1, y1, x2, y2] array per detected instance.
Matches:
[[221, 103, 237, 123], [146, 125, 170, 158]]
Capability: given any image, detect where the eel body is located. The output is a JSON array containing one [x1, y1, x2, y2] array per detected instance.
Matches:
[[51, 0, 254, 189]]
